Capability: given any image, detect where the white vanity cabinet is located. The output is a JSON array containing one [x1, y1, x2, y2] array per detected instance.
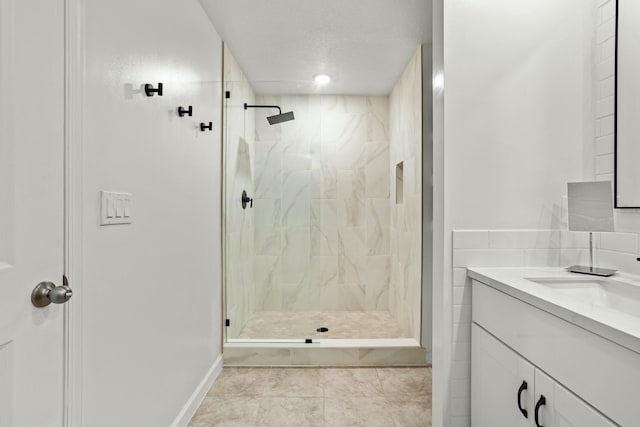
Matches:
[[470, 276, 635, 426], [472, 324, 534, 427], [534, 368, 615, 427], [472, 324, 616, 427]]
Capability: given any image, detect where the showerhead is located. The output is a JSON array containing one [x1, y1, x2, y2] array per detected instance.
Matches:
[[244, 103, 295, 125], [267, 111, 295, 125]]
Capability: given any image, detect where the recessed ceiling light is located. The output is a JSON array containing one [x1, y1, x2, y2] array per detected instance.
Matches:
[[314, 74, 331, 85]]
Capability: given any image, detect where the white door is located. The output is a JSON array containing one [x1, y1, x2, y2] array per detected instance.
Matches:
[[472, 324, 535, 427], [0, 0, 66, 426], [534, 370, 616, 427]]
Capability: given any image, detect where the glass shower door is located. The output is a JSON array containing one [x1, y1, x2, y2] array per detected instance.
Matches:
[[222, 77, 324, 342]]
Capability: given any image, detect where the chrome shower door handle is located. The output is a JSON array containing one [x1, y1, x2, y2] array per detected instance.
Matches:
[[31, 280, 73, 307]]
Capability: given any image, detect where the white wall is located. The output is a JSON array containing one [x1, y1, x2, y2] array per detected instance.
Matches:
[[434, 1, 597, 425], [81, 1, 223, 426], [445, 0, 592, 231]]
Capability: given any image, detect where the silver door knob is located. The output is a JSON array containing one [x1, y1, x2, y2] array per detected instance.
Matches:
[[31, 281, 73, 307]]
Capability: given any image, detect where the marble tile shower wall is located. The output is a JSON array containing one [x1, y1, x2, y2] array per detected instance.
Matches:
[[389, 48, 423, 341], [252, 95, 391, 312], [224, 46, 256, 337]]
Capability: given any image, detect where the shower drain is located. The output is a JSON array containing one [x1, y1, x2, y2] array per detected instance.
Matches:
[[316, 327, 329, 333]]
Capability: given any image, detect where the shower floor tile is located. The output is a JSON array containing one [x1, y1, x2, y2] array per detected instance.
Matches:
[[188, 367, 432, 427], [235, 310, 408, 340]]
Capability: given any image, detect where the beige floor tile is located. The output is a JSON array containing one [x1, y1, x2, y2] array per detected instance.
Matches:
[[207, 368, 272, 397], [188, 396, 259, 427], [263, 368, 324, 397], [255, 397, 323, 427], [387, 396, 432, 427], [324, 396, 396, 427], [190, 367, 432, 427], [376, 367, 432, 396], [322, 368, 384, 397]]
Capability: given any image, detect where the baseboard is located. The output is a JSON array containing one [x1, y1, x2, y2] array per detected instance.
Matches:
[[170, 354, 224, 427]]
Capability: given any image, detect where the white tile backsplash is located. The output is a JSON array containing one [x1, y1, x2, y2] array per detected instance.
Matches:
[[488, 229, 561, 249], [596, 96, 615, 118], [599, 115, 615, 136], [524, 249, 562, 267], [452, 361, 470, 380], [452, 230, 489, 249], [599, 77, 615, 99], [600, 37, 615, 61], [561, 230, 591, 248], [453, 285, 471, 306], [452, 322, 471, 345], [598, 250, 640, 275], [452, 397, 471, 418], [594, 0, 616, 186], [451, 378, 471, 398], [452, 249, 525, 268], [595, 135, 614, 155], [596, 56, 615, 80], [452, 342, 471, 362], [453, 267, 470, 288], [600, 232, 639, 254], [601, 0, 615, 21], [596, 154, 614, 175], [453, 305, 472, 325], [596, 20, 616, 44]]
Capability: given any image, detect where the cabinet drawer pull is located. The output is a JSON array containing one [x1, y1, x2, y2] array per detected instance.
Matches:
[[517, 380, 528, 418], [534, 395, 546, 427]]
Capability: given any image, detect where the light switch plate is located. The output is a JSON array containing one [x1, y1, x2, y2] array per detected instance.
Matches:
[[100, 190, 132, 225]]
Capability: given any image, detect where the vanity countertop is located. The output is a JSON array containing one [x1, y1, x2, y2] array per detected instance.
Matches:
[[467, 267, 640, 355]]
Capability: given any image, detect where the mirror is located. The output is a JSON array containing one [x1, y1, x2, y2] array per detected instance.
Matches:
[[567, 181, 615, 232], [615, 0, 640, 207]]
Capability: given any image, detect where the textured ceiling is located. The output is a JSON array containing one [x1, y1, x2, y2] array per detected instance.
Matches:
[[199, 0, 432, 95]]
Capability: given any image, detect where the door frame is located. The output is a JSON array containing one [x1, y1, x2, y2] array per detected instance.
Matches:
[[62, 0, 84, 425]]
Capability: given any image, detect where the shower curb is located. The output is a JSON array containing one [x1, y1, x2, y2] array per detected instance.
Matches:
[[223, 341, 427, 367]]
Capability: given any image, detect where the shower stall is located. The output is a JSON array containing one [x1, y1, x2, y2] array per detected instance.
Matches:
[[222, 46, 425, 351]]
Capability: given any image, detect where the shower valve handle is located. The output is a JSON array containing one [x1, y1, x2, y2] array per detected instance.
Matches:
[[242, 190, 253, 210]]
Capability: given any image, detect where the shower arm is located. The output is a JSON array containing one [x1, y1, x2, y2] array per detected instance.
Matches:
[[243, 103, 282, 114]]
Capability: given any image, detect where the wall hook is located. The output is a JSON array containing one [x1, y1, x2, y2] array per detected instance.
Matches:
[[200, 122, 213, 132], [144, 83, 163, 97], [178, 106, 193, 117]]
